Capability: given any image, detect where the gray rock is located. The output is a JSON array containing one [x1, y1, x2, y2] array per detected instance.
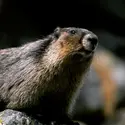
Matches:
[[0, 109, 43, 125], [0, 109, 85, 125]]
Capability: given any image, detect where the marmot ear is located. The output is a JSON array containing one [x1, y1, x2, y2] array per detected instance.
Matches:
[[54, 27, 61, 38]]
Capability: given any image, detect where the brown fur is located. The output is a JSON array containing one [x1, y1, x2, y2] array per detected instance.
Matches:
[[0, 27, 98, 123]]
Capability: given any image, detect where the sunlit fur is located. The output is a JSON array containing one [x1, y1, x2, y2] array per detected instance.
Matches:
[[0, 27, 98, 121]]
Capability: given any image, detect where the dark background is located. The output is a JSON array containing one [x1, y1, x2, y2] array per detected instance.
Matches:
[[0, 0, 125, 60]]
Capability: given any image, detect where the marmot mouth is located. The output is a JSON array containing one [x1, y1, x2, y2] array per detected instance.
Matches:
[[71, 50, 93, 63], [70, 48, 93, 62], [78, 47, 93, 55]]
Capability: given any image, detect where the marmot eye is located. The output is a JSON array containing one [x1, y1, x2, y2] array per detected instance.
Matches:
[[70, 30, 76, 35]]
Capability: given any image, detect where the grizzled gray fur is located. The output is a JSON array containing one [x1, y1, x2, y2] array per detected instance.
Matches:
[[0, 27, 98, 124]]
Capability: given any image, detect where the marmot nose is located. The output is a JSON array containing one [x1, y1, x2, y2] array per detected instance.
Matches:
[[83, 33, 98, 51], [87, 33, 98, 48], [82, 33, 98, 51], [87, 35, 98, 47]]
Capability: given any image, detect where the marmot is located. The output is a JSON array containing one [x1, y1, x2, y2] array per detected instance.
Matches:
[[0, 27, 98, 124]]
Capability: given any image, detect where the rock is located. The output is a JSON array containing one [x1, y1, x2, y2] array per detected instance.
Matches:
[[0, 109, 85, 125], [0, 109, 43, 125]]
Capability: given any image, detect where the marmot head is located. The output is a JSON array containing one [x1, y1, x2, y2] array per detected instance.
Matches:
[[43, 27, 98, 65]]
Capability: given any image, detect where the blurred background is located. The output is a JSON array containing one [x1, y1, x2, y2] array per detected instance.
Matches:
[[0, 0, 125, 125]]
